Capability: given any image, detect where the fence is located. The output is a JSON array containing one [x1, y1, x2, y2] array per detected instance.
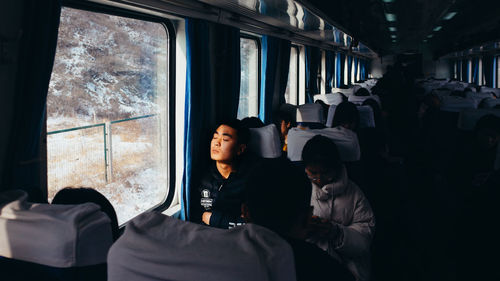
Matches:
[[47, 114, 157, 191]]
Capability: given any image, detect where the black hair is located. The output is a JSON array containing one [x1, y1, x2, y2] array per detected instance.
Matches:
[[354, 87, 370, 96], [332, 101, 360, 129], [275, 110, 296, 127], [52, 187, 119, 241], [240, 117, 265, 129], [244, 158, 311, 235], [302, 135, 342, 172], [216, 118, 250, 145]]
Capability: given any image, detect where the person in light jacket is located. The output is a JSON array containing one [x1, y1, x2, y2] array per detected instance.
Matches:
[[303, 135, 375, 281]]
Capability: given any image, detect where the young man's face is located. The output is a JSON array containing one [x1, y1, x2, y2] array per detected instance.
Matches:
[[304, 164, 336, 188], [210, 125, 245, 163]]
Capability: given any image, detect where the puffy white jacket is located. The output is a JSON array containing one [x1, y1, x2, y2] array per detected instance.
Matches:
[[309, 166, 375, 281]]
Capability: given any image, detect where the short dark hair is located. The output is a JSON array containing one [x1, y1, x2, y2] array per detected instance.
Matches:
[[216, 118, 250, 145], [302, 135, 342, 172], [354, 88, 370, 96], [332, 101, 360, 129], [52, 187, 120, 241], [240, 117, 265, 129], [244, 158, 311, 234]]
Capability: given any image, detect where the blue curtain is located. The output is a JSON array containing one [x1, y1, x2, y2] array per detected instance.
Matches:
[[182, 18, 240, 220], [472, 58, 479, 84], [347, 56, 353, 85], [353, 57, 359, 83], [325, 51, 335, 93], [483, 55, 493, 87], [259, 36, 291, 124], [338, 53, 346, 87], [361, 59, 367, 80], [1, 0, 61, 199], [305, 46, 320, 103]]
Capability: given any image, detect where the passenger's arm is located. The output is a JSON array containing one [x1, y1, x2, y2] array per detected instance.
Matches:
[[334, 193, 375, 258]]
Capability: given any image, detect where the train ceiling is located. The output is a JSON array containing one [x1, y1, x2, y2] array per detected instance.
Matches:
[[305, 0, 500, 58]]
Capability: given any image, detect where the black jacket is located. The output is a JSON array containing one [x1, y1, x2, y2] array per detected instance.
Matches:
[[193, 154, 259, 229]]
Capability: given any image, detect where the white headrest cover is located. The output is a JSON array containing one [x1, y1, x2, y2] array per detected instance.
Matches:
[[0, 190, 113, 268], [357, 105, 376, 128], [296, 103, 324, 123], [107, 213, 296, 281], [348, 94, 370, 105], [287, 127, 360, 162], [324, 93, 345, 105], [481, 98, 500, 109], [249, 124, 282, 158], [458, 109, 500, 130], [440, 96, 478, 112]]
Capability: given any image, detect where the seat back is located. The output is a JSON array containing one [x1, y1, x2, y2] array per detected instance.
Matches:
[[357, 105, 376, 129], [248, 124, 282, 158], [0, 190, 113, 281], [296, 103, 324, 124], [107, 213, 296, 281], [287, 127, 360, 162], [457, 109, 500, 131], [313, 92, 345, 105]]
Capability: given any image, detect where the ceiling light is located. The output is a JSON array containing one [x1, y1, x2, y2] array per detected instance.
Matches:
[[392, 40, 397, 43], [433, 26, 442, 31], [389, 27, 397, 32], [391, 35, 397, 38], [383, 0, 395, 3], [385, 13, 397, 22], [423, 39, 428, 43], [427, 34, 433, 38], [443, 12, 457, 20]]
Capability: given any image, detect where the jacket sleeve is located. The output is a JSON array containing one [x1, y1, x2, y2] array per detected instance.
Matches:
[[209, 210, 245, 229], [334, 187, 375, 258]]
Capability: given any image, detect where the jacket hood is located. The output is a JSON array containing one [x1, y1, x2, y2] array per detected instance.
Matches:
[[313, 165, 348, 201]]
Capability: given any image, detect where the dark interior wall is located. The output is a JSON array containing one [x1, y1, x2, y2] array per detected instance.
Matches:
[[0, 1, 24, 187]]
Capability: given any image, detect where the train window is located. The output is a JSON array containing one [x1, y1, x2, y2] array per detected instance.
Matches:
[[238, 37, 260, 118], [496, 56, 500, 88], [46, 7, 170, 225], [285, 45, 299, 105]]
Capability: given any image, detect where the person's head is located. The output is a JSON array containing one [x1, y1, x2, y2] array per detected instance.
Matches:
[[474, 114, 500, 150], [332, 101, 360, 130], [240, 117, 265, 129], [302, 135, 342, 188], [354, 87, 370, 97], [242, 158, 312, 237], [210, 119, 250, 164], [275, 110, 295, 141], [52, 187, 119, 241], [362, 98, 382, 126]]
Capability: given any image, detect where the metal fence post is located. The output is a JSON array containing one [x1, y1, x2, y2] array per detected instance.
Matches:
[[105, 122, 113, 183]]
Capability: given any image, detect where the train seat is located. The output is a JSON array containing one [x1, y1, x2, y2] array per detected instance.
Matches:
[[347, 94, 381, 106], [313, 92, 345, 105], [107, 212, 296, 281], [287, 126, 361, 162], [326, 104, 375, 129], [440, 95, 478, 112], [479, 86, 500, 98], [0, 190, 113, 281], [296, 103, 324, 125], [248, 124, 282, 158], [479, 98, 500, 108], [457, 108, 500, 130]]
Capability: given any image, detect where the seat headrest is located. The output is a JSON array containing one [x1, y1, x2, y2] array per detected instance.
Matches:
[[287, 127, 360, 162], [107, 213, 296, 281], [326, 105, 337, 128], [440, 96, 478, 112], [318, 93, 345, 105], [296, 103, 324, 123], [0, 190, 113, 268], [458, 109, 500, 130], [357, 105, 376, 128], [249, 124, 282, 158]]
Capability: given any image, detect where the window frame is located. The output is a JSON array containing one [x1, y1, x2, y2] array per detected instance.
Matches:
[[239, 33, 262, 118], [45, 0, 177, 217], [290, 44, 300, 105]]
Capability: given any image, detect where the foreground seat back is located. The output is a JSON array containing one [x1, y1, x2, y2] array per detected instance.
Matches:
[[248, 124, 282, 158], [107, 213, 296, 281], [0, 190, 113, 281]]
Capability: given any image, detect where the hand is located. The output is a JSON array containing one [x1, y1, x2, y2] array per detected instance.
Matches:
[[309, 219, 340, 240], [202, 212, 212, 225]]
